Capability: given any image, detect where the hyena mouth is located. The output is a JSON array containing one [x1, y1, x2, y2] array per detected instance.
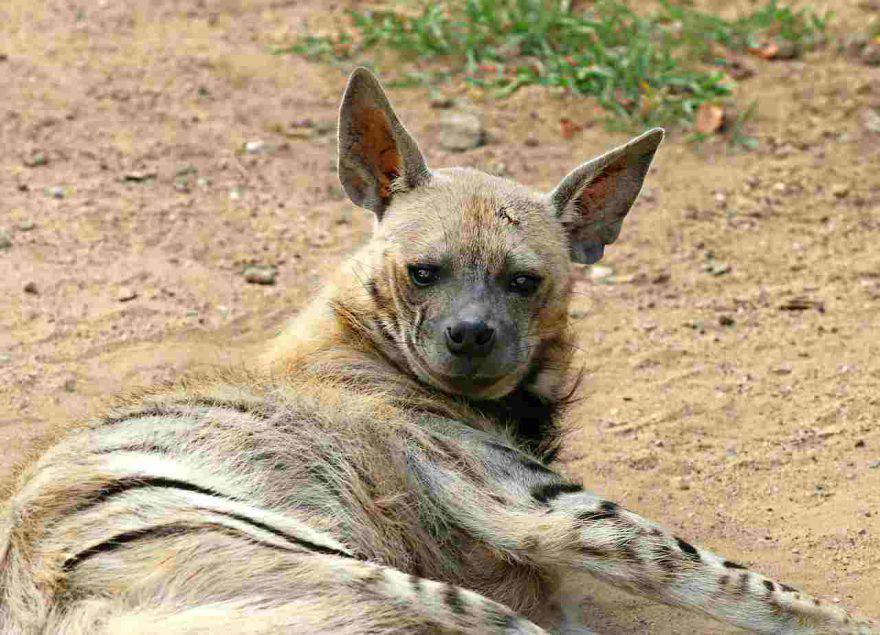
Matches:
[[404, 331, 510, 396]]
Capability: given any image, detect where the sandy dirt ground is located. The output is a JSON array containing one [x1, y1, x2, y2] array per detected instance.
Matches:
[[2, 0, 879, 631]]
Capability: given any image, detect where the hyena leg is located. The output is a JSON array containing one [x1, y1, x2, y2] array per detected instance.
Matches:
[[48, 551, 545, 634], [414, 435, 878, 634]]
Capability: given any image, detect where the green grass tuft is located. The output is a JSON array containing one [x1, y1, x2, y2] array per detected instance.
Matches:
[[278, 0, 828, 132]]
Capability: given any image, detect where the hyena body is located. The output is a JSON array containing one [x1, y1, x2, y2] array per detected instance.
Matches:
[[0, 69, 875, 634]]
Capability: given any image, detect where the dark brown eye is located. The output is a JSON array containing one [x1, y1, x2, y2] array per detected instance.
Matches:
[[509, 274, 541, 296], [408, 264, 440, 287]]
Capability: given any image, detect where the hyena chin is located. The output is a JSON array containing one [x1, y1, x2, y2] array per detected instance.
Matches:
[[1, 69, 875, 635]]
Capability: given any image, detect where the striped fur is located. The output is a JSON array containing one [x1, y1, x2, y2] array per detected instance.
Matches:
[[1, 69, 876, 634]]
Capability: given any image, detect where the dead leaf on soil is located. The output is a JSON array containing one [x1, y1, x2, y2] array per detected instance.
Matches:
[[695, 104, 726, 135], [749, 41, 780, 59], [559, 118, 583, 140]]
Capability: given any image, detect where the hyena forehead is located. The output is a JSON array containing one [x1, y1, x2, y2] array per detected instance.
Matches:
[[375, 167, 570, 275]]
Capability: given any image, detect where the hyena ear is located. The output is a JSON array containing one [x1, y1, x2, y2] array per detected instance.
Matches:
[[549, 128, 664, 264], [337, 67, 430, 219]]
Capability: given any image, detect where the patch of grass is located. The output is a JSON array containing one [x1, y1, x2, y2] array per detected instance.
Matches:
[[278, 0, 828, 131]]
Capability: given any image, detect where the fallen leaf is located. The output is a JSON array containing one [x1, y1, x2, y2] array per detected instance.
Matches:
[[559, 117, 583, 140], [695, 104, 725, 135], [749, 41, 779, 59]]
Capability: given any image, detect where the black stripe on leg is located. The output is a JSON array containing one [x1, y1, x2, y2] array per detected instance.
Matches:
[[655, 544, 678, 572], [61, 522, 292, 572], [531, 482, 582, 504], [675, 537, 702, 562], [576, 500, 619, 523], [737, 572, 751, 595], [723, 559, 746, 569], [201, 509, 355, 559], [71, 476, 242, 515]]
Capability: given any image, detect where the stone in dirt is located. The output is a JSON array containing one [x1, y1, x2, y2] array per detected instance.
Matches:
[[23, 152, 48, 167], [116, 287, 138, 302], [23, 282, 38, 294], [589, 265, 615, 283], [862, 108, 880, 134], [862, 42, 880, 67], [779, 296, 825, 312], [244, 140, 268, 155], [123, 171, 157, 182], [0, 230, 11, 250], [243, 265, 277, 285], [439, 110, 484, 152]]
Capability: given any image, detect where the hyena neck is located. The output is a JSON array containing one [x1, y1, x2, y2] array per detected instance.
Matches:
[[266, 274, 576, 460]]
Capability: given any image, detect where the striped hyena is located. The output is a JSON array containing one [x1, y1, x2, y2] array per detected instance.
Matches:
[[1, 68, 876, 634]]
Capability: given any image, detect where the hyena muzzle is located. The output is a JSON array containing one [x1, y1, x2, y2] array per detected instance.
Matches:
[[1, 68, 876, 634]]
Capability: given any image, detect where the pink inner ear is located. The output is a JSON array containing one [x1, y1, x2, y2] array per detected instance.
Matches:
[[578, 162, 625, 215], [352, 106, 402, 200]]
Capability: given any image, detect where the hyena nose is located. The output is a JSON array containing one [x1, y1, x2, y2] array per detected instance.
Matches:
[[445, 319, 496, 357]]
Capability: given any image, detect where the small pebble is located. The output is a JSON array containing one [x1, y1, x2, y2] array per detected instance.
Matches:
[[23, 152, 48, 167], [123, 170, 156, 182], [704, 261, 732, 277], [718, 315, 736, 327], [589, 264, 615, 283], [47, 186, 65, 199], [862, 42, 880, 66], [0, 353, 10, 364], [831, 184, 850, 199], [862, 108, 880, 133], [869, 460, 880, 469], [243, 265, 277, 285], [244, 140, 268, 155], [116, 287, 138, 302], [439, 110, 484, 152], [429, 92, 455, 109], [0, 230, 11, 250], [23, 281, 38, 294], [62, 378, 76, 393], [18, 220, 35, 231]]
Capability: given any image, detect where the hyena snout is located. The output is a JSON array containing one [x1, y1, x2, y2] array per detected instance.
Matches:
[[444, 317, 496, 357]]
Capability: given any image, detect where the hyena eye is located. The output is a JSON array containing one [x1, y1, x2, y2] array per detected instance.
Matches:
[[408, 264, 440, 287], [509, 274, 541, 296]]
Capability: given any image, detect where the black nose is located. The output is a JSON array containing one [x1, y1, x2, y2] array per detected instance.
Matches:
[[445, 319, 496, 357]]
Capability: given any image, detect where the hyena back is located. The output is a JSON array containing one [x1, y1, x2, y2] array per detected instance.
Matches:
[[1, 69, 875, 634]]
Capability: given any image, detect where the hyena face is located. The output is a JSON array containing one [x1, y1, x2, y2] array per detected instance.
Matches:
[[338, 69, 663, 399]]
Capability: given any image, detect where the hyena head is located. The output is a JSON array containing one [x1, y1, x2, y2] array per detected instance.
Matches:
[[337, 68, 662, 401]]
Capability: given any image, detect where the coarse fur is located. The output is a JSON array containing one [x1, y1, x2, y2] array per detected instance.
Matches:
[[1, 69, 876, 634]]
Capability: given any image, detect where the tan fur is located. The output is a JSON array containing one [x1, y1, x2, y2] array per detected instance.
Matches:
[[1, 69, 876, 634]]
